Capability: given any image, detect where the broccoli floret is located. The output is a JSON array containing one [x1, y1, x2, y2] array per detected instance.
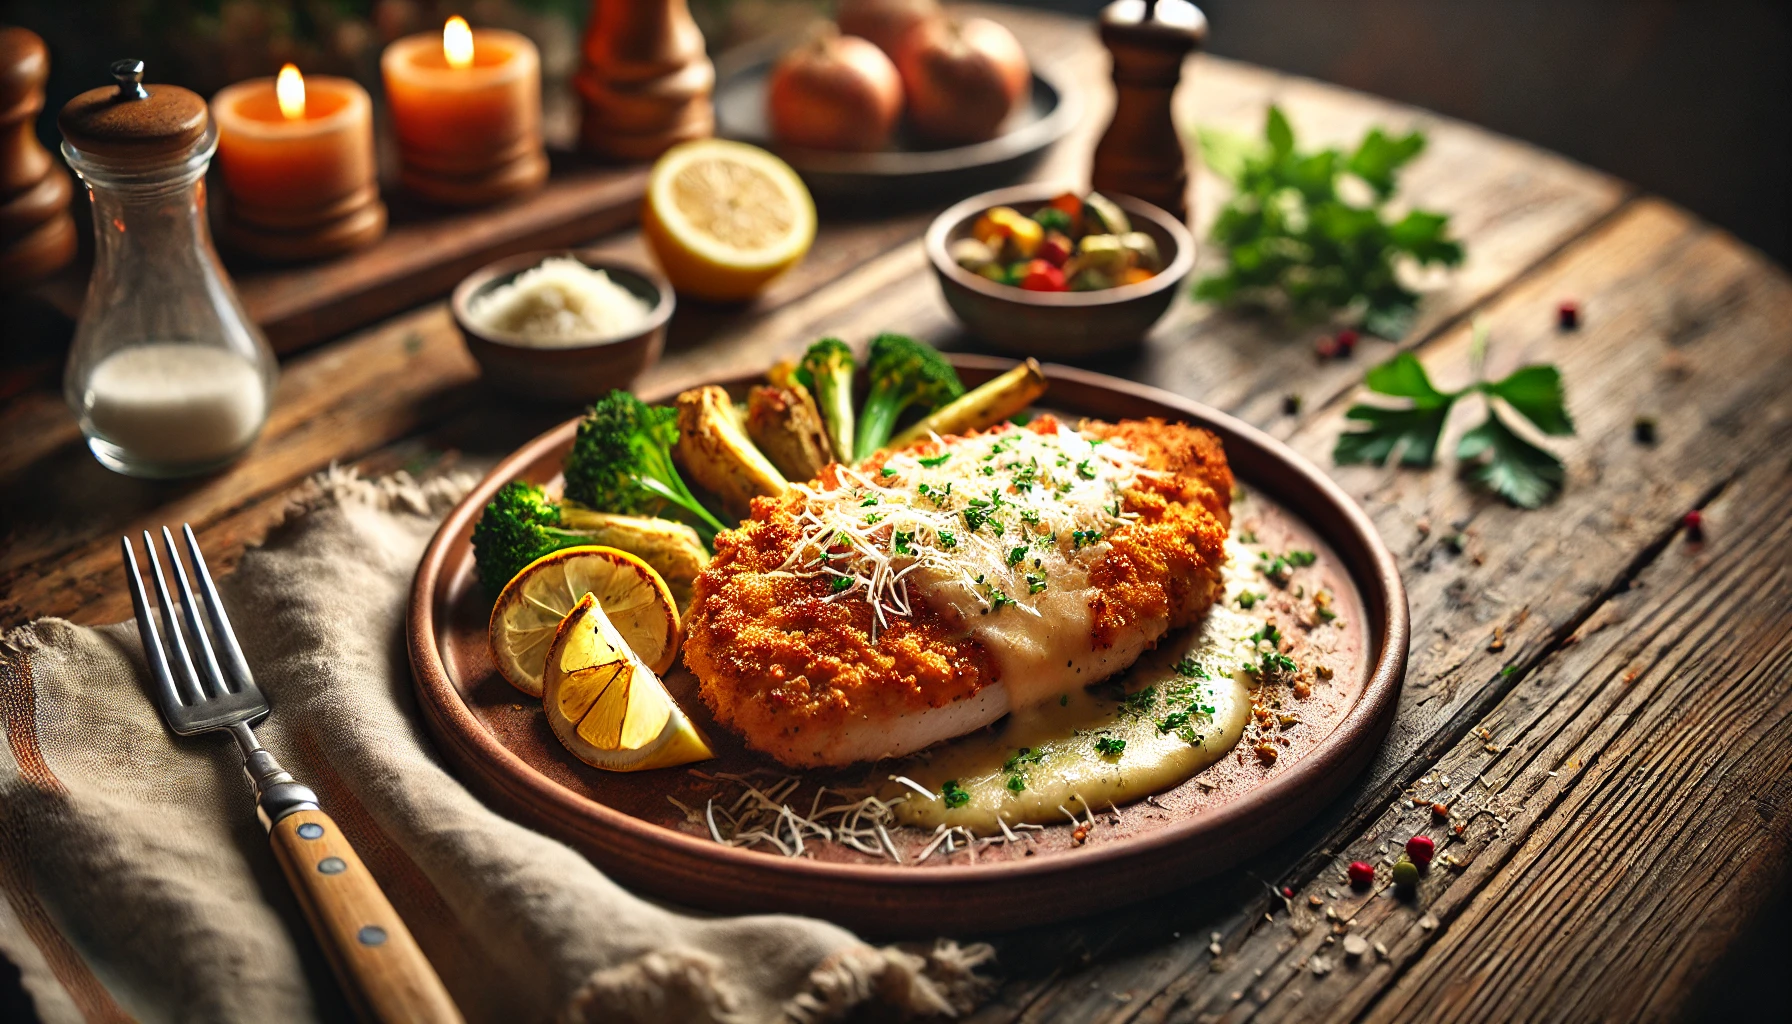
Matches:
[[852, 333, 964, 460], [563, 390, 726, 542], [470, 481, 594, 594], [795, 336, 857, 464]]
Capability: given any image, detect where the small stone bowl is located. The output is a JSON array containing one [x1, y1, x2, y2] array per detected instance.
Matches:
[[925, 184, 1195, 360], [451, 250, 673, 403]]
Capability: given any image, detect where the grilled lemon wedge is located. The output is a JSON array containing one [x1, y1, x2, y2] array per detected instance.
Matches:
[[489, 546, 679, 698], [542, 592, 713, 771]]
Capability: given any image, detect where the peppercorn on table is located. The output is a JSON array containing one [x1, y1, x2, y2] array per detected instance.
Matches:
[[5, 5, 1791, 1021]]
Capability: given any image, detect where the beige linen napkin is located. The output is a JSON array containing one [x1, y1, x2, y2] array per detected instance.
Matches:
[[0, 468, 990, 1023]]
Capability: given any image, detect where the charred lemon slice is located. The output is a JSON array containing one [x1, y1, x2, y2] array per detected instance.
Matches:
[[489, 546, 679, 698], [542, 592, 713, 771]]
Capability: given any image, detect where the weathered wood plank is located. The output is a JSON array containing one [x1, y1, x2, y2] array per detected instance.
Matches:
[[965, 200, 1792, 1022], [1353, 457, 1792, 1023]]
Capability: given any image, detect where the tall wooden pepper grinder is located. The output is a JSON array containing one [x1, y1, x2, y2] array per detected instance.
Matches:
[[575, 0, 714, 162], [1091, 0, 1207, 223], [1, 27, 77, 291]]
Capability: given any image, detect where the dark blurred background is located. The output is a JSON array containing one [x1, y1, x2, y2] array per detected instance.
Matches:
[[9, 0, 1790, 263]]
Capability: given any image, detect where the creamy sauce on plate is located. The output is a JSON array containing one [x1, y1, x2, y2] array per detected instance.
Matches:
[[888, 543, 1263, 831]]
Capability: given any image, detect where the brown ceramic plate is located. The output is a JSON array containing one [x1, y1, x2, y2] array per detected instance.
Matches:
[[407, 356, 1408, 935]]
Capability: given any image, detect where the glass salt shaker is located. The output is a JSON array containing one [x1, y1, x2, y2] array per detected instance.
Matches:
[[58, 60, 276, 478]]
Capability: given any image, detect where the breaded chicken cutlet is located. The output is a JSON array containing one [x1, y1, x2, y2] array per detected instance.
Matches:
[[681, 415, 1233, 767]]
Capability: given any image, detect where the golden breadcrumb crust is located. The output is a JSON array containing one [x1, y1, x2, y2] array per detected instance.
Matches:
[[681, 416, 1232, 762]]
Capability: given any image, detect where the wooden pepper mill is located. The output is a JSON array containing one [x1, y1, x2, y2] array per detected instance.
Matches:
[[1, 27, 77, 291], [575, 0, 715, 162], [1091, 0, 1207, 223]]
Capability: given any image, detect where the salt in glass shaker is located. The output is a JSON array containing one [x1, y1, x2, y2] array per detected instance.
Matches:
[[58, 59, 277, 478]]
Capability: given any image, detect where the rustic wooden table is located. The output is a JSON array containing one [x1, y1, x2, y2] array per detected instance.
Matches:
[[5, 7, 1790, 1021]]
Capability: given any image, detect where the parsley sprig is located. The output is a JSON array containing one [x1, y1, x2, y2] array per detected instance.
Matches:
[[1196, 107, 1464, 338], [1334, 324, 1575, 508]]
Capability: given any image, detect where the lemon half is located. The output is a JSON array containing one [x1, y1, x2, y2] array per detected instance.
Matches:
[[489, 546, 679, 698], [543, 592, 713, 771], [642, 139, 815, 302]]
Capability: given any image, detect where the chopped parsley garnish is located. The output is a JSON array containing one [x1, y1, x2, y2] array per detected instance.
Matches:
[[1287, 550, 1318, 567], [1094, 736, 1126, 757], [963, 506, 992, 532], [860, 495, 880, 507], [1002, 747, 1045, 772], [893, 531, 914, 556], [1006, 774, 1027, 794], [1121, 687, 1157, 715], [880, 466, 898, 477], [1071, 529, 1102, 549], [1076, 459, 1097, 480], [864, 512, 882, 524], [988, 591, 1016, 611], [1007, 545, 1029, 566], [1020, 508, 1041, 525], [1026, 572, 1048, 594], [1251, 622, 1284, 646], [1236, 591, 1263, 609], [941, 780, 970, 808], [919, 452, 952, 468], [1173, 657, 1210, 678], [937, 530, 957, 549], [830, 576, 854, 593]]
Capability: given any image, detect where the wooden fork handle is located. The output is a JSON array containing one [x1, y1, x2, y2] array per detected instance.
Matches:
[[270, 809, 464, 1024]]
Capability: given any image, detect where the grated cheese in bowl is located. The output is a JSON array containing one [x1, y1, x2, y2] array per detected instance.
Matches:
[[467, 257, 653, 347]]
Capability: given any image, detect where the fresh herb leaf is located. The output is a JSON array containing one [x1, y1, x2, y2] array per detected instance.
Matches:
[[1486, 365, 1575, 436], [942, 780, 969, 808], [1455, 413, 1566, 510], [919, 453, 951, 468], [1195, 107, 1463, 335], [1334, 330, 1574, 507], [1094, 736, 1126, 757], [830, 576, 854, 593], [1006, 774, 1027, 794]]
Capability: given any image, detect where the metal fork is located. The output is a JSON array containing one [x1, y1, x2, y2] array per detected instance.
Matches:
[[125, 525, 461, 1024]]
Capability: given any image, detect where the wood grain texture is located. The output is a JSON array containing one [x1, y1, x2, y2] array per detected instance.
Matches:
[[270, 809, 463, 1024]]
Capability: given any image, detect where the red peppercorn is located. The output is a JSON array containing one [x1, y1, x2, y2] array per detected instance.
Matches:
[[1683, 509, 1704, 542], [1406, 834, 1436, 867], [1019, 259, 1067, 292], [1348, 861, 1374, 887], [1335, 328, 1359, 355], [1282, 885, 1295, 899], [1315, 335, 1340, 359], [1558, 300, 1580, 330]]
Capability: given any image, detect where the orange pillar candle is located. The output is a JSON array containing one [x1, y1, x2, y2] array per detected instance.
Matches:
[[211, 65, 387, 260], [381, 17, 548, 206]]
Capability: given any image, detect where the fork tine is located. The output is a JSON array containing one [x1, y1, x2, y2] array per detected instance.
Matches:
[[123, 536, 187, 713], [182, 523, 253, 694], [143, 530, 206, 704], [161, 525, 228, 700]]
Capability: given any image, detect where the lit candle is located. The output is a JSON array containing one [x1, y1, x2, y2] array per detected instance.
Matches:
[[381, 17, 547, 206], [210, 65, 386, 259]]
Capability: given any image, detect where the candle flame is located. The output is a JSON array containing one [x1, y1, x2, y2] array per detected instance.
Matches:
[[443, 16, 474, 69], [276, 64, 305, 120]]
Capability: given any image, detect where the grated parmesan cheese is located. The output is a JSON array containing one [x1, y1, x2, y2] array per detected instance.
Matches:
[[774, 421, 1154, 641], [468, 257, 652, 346]]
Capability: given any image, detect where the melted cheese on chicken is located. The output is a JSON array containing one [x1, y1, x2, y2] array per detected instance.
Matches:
[[773, 422, 1148, 708]]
